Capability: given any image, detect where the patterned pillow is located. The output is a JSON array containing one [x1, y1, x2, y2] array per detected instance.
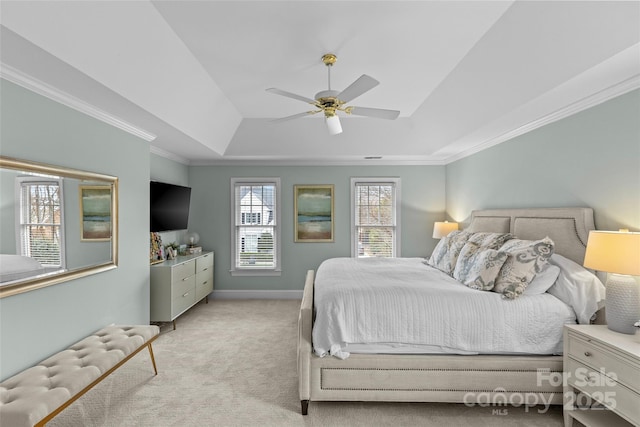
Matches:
[[493, 237, 555, 299], [453, 242, 508, 291], [467, 232, 514, 249], [427, 230, 472, 275]]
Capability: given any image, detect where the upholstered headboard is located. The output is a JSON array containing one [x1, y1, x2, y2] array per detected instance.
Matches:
[[467, 208, 595, 265]]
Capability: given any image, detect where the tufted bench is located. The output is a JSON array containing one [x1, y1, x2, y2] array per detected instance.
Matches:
[[0, 325, 159, 427]]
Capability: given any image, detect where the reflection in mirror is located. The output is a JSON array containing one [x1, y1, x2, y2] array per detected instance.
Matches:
[[0, 156, 118, 298]]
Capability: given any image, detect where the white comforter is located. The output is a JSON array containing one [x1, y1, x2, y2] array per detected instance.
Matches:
[[312, 257, 575, 359]]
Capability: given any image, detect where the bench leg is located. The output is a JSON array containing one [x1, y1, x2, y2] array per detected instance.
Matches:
[[147, 343, 158, 375]]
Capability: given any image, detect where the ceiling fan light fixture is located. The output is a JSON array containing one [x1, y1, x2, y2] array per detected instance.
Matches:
[[325, 114, 342, 136]]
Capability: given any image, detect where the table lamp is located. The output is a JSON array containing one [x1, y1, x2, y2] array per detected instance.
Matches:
[[432, 221, 459, 239], [583, 230, 640, 334]]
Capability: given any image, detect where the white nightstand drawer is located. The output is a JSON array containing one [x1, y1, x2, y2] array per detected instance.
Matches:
[[567, 333, 640, 392], [566, 359, 640, 424]]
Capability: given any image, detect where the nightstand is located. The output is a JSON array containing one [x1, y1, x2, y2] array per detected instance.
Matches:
[[563, 324, 640, 427]]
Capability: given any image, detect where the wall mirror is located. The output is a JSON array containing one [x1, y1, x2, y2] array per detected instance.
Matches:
[[0, 156, 118, 298]]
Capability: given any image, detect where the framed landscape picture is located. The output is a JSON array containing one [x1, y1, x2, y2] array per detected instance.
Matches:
[[80, 185, 112, 241], [294, 184, 334, 242]]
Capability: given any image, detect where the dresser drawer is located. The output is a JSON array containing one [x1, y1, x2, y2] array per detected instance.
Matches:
[[173, 274, 195, 297], [195, 275, 213, 301], [172, 283, 196, 315], [566, 359, 640, 424], [172, 259, 196, 282], [196, 252, 213, 272], [567, 333, 640, 392]]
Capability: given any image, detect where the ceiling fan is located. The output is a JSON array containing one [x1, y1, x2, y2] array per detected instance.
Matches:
[[266, 54, 400, 135]]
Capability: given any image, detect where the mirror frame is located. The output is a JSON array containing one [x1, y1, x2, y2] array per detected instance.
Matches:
[[0, 156, 118, 298]]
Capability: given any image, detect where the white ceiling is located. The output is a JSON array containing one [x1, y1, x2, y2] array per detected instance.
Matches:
[[1, 1, 639, 165]]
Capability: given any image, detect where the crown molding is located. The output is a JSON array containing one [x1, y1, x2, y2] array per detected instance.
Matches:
[[0, 63, 156, 142], [189, 157, 445, 167], [149, 145, 190, 165], [443, 74, 640, 164]]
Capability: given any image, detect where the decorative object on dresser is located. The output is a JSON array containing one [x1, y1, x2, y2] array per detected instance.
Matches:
[[186, 232, 202, 254], [563, 324, 640, 427], [583, 230, 640, 334], [150, 251, 214, 329], [150, 232, 164, 265], [432, 221, 459, 239]]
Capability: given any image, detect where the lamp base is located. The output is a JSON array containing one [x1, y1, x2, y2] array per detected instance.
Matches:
[[605, 273, 640, 335]]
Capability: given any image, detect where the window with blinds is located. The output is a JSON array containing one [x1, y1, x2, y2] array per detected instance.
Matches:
[[351, 178, 400, 258], [17, 178, 64, 267], [231, 178, 281, 274]]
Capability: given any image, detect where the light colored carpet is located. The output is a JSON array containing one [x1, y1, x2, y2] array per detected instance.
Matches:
[[48, 299, 564, 426]]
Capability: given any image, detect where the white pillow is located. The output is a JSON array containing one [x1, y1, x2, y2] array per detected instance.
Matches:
[[547, 254, 606, 324], [523, 264, 560, 295]]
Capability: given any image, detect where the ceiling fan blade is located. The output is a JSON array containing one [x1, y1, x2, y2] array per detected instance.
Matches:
[[271, 111, 320, 123], [266, 88, 317, 105], [337, 75, 379, 103], [348, 106, 400, 120]]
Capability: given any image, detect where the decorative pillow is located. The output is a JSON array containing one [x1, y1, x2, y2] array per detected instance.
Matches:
[[523, 264, 561, 295], [467, 232, 514, 249], [493, 237, 555, 299], [453, 242, 508, 291], [427, 230, 472, 275]]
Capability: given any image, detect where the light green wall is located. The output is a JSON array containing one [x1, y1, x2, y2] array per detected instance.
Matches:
[[2, 75, 636, 379], [0, 80, 151, 380], [150, 153, 189, 186], [446, 90, 640, 231], [188, 165, 446, 291]]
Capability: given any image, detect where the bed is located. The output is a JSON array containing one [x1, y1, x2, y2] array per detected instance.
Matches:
[[0, 254, 45, 283], [297, 207, 604, 414]]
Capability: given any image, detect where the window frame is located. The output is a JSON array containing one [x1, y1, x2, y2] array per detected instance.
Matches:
[[15, 176, 66, 269], [350, 177, 401, 258], [230, 177, 281, 276]]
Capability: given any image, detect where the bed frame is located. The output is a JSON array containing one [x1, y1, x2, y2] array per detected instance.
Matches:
[[297, 207, 596, 415]]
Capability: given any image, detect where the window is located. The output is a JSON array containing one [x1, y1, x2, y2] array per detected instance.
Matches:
[[230, 178, 281, 275], [16, 177, 65, 268], [351, 177, 400, 258]]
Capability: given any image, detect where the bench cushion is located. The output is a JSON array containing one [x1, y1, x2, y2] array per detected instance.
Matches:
[[0, 325, 159, 427]]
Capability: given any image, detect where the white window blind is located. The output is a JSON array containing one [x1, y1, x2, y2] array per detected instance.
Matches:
[[352, 178, 400, 258], [231, 178, 281, 274], [18, 179, 64, 267]]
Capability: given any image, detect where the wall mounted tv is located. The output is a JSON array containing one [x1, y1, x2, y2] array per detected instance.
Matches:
[[150, 181, 192, 232]]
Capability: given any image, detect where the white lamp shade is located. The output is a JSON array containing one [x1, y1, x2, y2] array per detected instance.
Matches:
[[583, 230, 640, 275], [432, 221, 459, 239], [326, 115, 342, 135]]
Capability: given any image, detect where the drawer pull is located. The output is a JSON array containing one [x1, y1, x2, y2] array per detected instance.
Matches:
[[584, 351, 592, 357], [182, 277, 189, 281], [202, 267, 208, 271], [202, 281, 208, 285], [183, 292, 189, 297]]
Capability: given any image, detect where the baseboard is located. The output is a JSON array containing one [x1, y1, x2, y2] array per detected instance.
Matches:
[[211, 290, 303, 300]]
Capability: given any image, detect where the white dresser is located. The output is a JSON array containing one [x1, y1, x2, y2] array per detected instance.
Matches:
[[150, 251, 214, 329], [563, 324, 640, 427]]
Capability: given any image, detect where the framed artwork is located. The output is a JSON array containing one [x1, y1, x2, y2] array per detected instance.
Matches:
[[80, 185, 112, 241], [294, 184, 334, 242]]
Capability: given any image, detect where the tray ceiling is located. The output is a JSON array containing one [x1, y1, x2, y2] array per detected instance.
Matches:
[[1, 1, 638, 165]]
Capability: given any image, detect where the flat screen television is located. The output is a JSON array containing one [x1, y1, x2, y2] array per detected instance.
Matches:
[[150, 181, 192, 232]]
